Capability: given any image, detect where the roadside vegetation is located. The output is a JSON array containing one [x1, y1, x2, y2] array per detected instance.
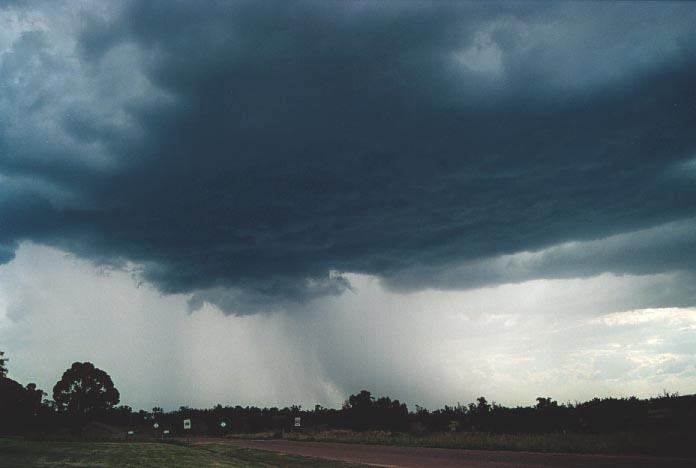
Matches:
[[277, 429, 696, 457], [2, 351, 695, 458], [0, 438, 365, 467]]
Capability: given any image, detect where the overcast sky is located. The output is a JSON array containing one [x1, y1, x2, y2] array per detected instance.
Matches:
[[1, 0, 695, 411]]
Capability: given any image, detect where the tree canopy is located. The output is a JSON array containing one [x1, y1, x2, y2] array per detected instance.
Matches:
[[52, 362, 120, 417], [0, 351, 7, 378]]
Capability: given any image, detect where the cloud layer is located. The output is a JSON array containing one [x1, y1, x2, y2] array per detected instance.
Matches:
[[2, 244, 695, 409], [2, 1, 696, 313]]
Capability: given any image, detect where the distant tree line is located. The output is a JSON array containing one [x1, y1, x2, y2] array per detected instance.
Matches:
[[1, 351, 695, 436]]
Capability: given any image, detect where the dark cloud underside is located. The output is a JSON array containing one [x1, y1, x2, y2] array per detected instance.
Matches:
[[1, 1, 696, 313]]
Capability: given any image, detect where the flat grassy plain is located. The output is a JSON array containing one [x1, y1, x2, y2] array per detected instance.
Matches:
[[233, 429, 696, 457], [0, 438, 363, 467]]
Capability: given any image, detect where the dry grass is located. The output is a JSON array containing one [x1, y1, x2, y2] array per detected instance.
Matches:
[[0, 438, 365, 467], [227, 429, 695, 457]]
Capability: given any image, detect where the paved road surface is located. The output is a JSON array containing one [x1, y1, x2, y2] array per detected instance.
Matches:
[[217, 439, 694, 467]]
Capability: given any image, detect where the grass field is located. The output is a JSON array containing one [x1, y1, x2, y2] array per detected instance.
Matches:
[[0, 438, 363, 467], [234, 429, 696, 457]]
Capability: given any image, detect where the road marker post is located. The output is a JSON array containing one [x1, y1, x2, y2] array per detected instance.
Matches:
[[183, 418, 191, 444]]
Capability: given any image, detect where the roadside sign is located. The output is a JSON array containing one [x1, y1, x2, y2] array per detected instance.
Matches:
[[153, 422, 159, 429], [163, 430, 170, 435], [294, 417, 301, 427], [127, 430, 134, 436], [183, 419, 192, 430], [220, 421, 226, 428]]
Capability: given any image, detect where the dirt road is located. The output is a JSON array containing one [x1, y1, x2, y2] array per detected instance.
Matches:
[[223, 439, 694, 468]]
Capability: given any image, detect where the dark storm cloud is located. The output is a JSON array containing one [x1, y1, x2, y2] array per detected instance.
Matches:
[[384, 218, 696, 302], [2, 1, 696, 313]]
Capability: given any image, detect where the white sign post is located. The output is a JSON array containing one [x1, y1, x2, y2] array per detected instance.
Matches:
[[220, 421, 226, 428], [294, 417, 301, 428], [153, 422, 159, 429], [183, 418, 192, 444]]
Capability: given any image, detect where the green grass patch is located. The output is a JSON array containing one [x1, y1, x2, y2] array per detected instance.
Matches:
[[0, 438, 364, 467]]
